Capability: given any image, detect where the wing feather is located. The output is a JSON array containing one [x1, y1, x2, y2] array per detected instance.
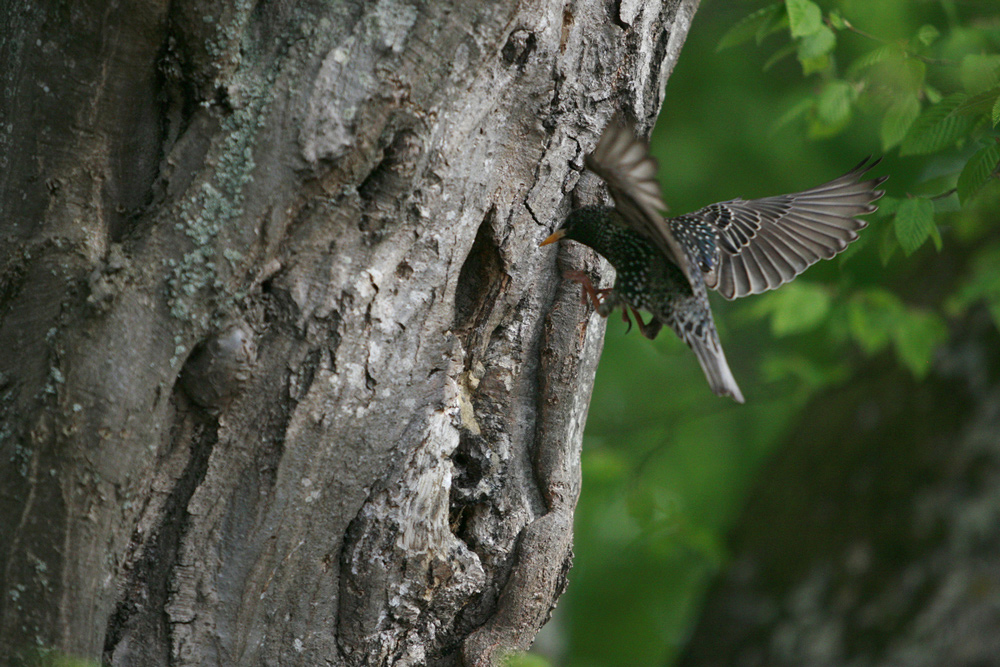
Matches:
[[585, 118, 697, 288], [691, 157, 886, 299]]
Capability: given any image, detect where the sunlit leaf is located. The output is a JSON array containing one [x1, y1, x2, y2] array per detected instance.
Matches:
[[797, 25, 836, 74], [880, 95, 921, 150], [994, 95, 1000, 127], [959, 54, 1000, 95], [786, 0, 823, 37], [848, 289, 903, 353], [892, 309, 948, 378], [900, 94, 973, 155], [916, 24, 940, 46], [851, 50, 925, 99], [894, 197, 936, 255], [759, 282, 832, 336], [957, 143, 1000, 204], [809, 79, 854, 137], [718, 4, 783, 51], [847, 44, 902, 77], [828, 10, 846, 31], [817, 80, 854, 124]]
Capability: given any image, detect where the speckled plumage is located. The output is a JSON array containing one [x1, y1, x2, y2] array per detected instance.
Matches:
[[556, 206, 745, 403], [542, 118, 886, 403]]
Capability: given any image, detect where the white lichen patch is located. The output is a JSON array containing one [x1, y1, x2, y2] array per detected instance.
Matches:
[[372, 0, 418, 53]]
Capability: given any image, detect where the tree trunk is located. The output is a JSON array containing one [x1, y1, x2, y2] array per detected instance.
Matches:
[[0, 1, 699, 664]]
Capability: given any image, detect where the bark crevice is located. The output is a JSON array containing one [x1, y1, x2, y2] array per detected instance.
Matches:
[[0, 1, 700, 663]]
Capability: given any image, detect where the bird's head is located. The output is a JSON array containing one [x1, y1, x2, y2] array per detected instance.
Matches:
[[539, 206, 612, 249]]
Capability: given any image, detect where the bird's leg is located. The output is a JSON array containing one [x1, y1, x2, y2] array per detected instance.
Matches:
[[620, 307, 634, 334], [629, 306, 663, 340], [563, 270, 612, 311], [564, 271, 636, 336]]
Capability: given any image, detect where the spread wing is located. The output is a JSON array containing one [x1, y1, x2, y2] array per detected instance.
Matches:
[[585, 118, 697, 289], [693, 157, 887, 300]]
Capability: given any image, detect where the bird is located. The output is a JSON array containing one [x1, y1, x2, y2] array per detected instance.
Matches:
[[540, 117, 887, 403]]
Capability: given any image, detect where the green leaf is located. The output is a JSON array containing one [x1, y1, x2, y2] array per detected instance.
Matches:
[[871, 194, 902, 220], [929, 222, 943, 251], [849, 291, 946, 378], [760, 353, 849, 389], [786, 0, 823, 37], [817, 80, 854, 123], [880, 195, 930, 254], [809, 79, 854, 138], [828, 10, 846, 31], [848, 289, 904, 353], [950, 86, 1000, 117], [899, 58, 928, 96], [847, 44, 901, 77], [763, 282, 832, 336], [770, 96, 813, 135], [899, 94, 973, 156], [757, 7, 790, 44], [797, 25, 836, 74], [763, 42, 798, 72], [502, 653, 552, 667], [994, 95, 1000, 127], [959, 54, 1000, 95], [957, 143, 1000, 204], [849, 50, 925, 96], [892, 309, 947, 378], [718, 4, 783, 51], [947, 245, 1000, 325], [880, 95, 921, 150], [893, 197, 936, 255], [924, 84, 942, 104], [915, 24, 940, 47]]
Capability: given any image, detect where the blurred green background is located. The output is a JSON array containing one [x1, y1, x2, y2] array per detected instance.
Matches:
[[527, 1, 1000, 665]]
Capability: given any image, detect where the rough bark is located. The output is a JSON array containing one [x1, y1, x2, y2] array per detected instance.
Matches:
[[0, 1, 699, 665], [678, 311, 1000, 667]]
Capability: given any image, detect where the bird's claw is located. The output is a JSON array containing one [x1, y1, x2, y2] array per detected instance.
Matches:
[[563, 270, 611, 310], [562, 270, 656, 337]]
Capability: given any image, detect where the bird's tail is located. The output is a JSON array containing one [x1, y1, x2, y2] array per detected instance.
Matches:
[[689, 335, 744, 404]]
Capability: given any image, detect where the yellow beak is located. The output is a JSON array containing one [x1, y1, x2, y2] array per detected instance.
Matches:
[[539, 229, 566, 246]]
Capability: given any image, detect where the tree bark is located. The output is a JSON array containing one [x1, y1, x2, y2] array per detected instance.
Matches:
[[0, 1, 699, 665]]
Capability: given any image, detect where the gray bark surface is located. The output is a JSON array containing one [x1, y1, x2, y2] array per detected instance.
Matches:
[[0, 1, 698, 664]]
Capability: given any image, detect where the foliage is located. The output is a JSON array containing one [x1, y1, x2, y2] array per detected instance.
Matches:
[[546, 1, 1000, 666]]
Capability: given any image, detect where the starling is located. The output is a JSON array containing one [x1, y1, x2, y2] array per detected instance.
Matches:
[[541, 118, 887, 403]]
